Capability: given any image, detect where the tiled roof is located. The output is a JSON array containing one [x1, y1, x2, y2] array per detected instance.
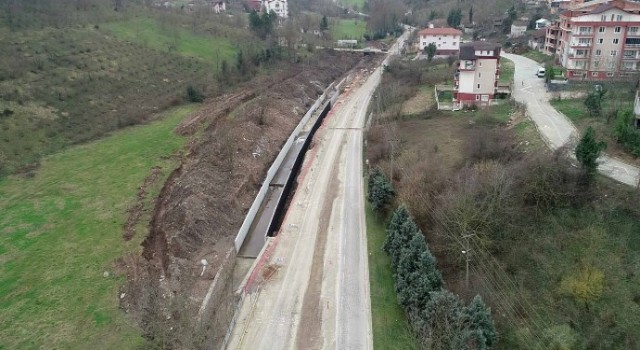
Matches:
[[418, 27, 462, 36]]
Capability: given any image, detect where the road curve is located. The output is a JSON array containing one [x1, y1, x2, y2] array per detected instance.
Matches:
[[503, 53, 640, 186]]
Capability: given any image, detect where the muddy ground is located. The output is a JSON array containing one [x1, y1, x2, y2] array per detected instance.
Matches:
[[117, 50, 381, 349]]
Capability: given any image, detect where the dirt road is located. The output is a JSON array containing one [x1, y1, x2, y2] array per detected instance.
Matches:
[[226, 30, 411, 350], [504, 53, 640, 186]]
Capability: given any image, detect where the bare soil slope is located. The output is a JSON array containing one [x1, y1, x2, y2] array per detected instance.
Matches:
[[119, 50, 377, 349]]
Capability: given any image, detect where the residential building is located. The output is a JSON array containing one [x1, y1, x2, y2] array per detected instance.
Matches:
[[545, 0, 640, 79], [206, 0, 226, 13], [536, 18, 551, 28], [417, 26, 462, 55], [530, 28, 548, 50], [510, 21, 529, 37], [454, 42, 502, 107], [544, 22, 561, 55], [263, 0, 288, 18]]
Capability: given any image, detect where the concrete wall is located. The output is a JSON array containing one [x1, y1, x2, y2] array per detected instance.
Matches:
[[233, 83, 336, 251]]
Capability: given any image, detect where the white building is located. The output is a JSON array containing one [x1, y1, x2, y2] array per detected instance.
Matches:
[[454, 42, 503, 107], [510, 21, 528, 38], [417, 27, 462, 56], [263, 0, 288, 18], [535, 18, 551, 28]]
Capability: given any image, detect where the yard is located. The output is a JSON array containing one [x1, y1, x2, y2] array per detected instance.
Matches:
[[331, 18, 367, 42], [0, 105, 196, 349], [550, 90, 640, 165], [499, 57, 515, 83]]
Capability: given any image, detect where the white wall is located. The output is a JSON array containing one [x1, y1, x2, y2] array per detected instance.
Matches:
[[419, 34, 461, 51]]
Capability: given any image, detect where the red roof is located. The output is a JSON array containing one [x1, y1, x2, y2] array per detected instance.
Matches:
[[418, 27, 462, 36]]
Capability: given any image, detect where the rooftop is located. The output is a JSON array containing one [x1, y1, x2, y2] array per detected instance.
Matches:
[[418, 27, 463, 36]]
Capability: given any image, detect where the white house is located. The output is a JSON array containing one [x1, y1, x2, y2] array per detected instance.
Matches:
[[509, 21, 528, 38], [418, 26, 462, 56], [263, 0, 288, 18], [535, 18, 550, 29], [206, 0, 226, 13]]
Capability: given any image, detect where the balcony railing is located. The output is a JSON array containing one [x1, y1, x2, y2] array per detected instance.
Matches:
[[570, 42, 592, 47]]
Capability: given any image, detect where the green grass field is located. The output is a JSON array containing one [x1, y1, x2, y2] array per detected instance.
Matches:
[[365, 203, 418, 350], [499, 57, 515, 83], [337, 0, 367, 10], [103, 17, 237, 65], [522, 50, 553, 64], [331, 18, 367, 41], [0, 105, 196, 349]]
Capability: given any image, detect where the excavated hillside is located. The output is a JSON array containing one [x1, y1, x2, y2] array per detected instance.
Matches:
[[118, 50, 378, 349]]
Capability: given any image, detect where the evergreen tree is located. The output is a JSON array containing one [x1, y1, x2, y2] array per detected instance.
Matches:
[[382, 205, 413, 268], [320, 15, 328, 31], [367, 168, 395, 213], [416, 290, 467, 349], [469, 7, 473, 24], [575, 126, 606, 180], [447, 8, 462, 27], [425, 43, 437, 61], [395, 231, 443, 315], [463, 295, 497, 349]]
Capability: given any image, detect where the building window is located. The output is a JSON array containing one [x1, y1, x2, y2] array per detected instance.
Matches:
[[478, 61, 482, 67], [624, 50, 635, 58], [475, 95, 480, 101], [596, 49, 602, 56], [599, 26, 605, 33], [598, 38, 604, 44], [478, 73, 482, 78], [613, 38, 619, 44], [607, 72, 614, 77], [477, 84, 480, 89], [611, 50, 617, 56], [615, 26, 622, 33], [481, 95, 489, 102], [592, 72, 599, 77], [631, 27, 639, 33], [608, 61, 615, 69], [617, 15, 623, 21], [601, 15, 606, 22]]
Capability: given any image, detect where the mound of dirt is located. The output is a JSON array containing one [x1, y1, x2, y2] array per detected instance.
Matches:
[[119, 50, 380, 349]]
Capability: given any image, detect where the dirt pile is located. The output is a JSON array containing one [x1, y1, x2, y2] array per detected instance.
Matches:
[[119, 50, 377, 349]]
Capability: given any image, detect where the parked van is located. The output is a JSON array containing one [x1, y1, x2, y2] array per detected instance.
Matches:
[[536, 67, 546, 78]]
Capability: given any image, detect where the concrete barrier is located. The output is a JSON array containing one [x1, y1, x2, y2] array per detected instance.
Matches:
[[234, 84, 336, 251]]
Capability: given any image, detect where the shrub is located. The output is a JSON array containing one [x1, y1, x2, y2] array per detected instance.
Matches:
[[614, 109, 640, 157], [186, 85, 204, 103], [575, 126, 606, 181], [367, 168, 395, 213]]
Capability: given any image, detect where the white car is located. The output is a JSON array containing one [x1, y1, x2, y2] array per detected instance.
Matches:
[[536, 67, 546, 78]]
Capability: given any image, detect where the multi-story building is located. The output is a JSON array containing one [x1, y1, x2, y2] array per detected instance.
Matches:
[[262, 0, 288, 18], [418, 26, 462, 55], [454, 42, 502, 107], [546, 0, 640, 79]]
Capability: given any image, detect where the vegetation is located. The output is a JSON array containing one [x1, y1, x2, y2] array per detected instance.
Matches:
[[575, 126, 606, 181], [331, 18, 367, 41], [499, 57, 515, 83], [248, 10, 278, 40], [367, 168, 395, 213], [584, 87, 607, 117], [367, 61, 640, 349], [0, 105, 196, 349], [614, 110, 640, 157], [382, 206, 497, 349], [447, 8, 463, 28], [365, 203, 418, 350], [425, 43, 437, 61]]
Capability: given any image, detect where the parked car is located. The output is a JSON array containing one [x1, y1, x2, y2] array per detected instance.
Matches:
[[536, 67, 546, 78]]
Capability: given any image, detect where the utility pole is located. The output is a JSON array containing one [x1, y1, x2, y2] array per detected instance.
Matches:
[[461, 234, 475, 289]]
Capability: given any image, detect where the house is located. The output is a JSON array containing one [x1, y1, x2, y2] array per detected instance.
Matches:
[[529, 28, 548, 50], [510, 21, 529, 38], [535, 18, 551, 28], [206, 0, 226, 13], [634, 89, 640, 127], [263, 0, 288, 18], [454, 42, 502, 108], [544, 0, 640, 80], [417, 26, 462, 56]]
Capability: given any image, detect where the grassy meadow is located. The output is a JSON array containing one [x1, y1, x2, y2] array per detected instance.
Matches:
[[0, 105, 196, 349], [331, 18, 367, 41]]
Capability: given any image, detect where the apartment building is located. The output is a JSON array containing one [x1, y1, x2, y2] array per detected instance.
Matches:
[[454, 42, 502, 107], [547, 0, 640, 79], [418, 27, 462, 55]]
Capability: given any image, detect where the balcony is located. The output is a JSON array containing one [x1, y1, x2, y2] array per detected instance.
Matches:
[[573, 30, 594, 37], [623, 55, 640, 60], [627, 29, 640, 37], [569, 53, 590, 59], [570, 41, 592, 48]]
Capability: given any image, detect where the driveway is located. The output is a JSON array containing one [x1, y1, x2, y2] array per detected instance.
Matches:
[[503, 53, 640, 187]]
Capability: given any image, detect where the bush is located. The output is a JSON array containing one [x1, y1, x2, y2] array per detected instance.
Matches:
[[614, 109, 640, 157], [186, 85, 204, 103]]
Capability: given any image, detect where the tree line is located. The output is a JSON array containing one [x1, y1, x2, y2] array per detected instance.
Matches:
[[368, 170, 497, 349]]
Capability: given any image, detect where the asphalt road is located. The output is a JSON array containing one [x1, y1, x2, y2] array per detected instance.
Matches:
[[227, 29, 412, 350], [503, 53, 640, 186]]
